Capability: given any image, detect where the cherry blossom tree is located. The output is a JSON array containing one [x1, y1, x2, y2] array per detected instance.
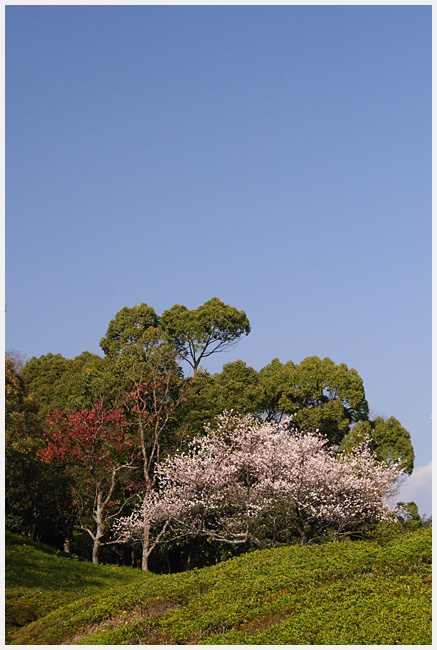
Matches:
[[114, 412, 403, 552], [308, 440, 403, 541], [111, 490, 173, 566]]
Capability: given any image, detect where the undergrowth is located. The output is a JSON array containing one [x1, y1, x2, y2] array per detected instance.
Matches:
[[6, 527, 432, 645]]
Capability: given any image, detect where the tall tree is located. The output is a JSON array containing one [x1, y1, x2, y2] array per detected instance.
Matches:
[[22, 353, 72, 417], [5, 358, 44, 539], [99, 304, 160, 361], [259, 356, 369, 445], [161, 298, 251, 374], [120, 335, 188, 571], [208, 360, 265, 416], [101, 308, 188, 570], [23, 352, 115, 417]]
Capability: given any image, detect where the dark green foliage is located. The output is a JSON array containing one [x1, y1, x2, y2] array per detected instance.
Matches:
[[161, 298, 251, 373], [8, 298, 417, 573], [171, 370, 217, 442], [177, 361, 265, 440], [100, 298, 251, 375], [259, 356, 369, 445], [22, 353, 70, 417], [6, 528, 431, 645], [397, 501, 423, 532], [207, 360, 265, 415], [5, 359, 57, 541]]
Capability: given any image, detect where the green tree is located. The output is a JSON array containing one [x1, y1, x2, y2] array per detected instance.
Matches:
[[100, 305, 188, 570], [99, 304, 160, 361], [258, 358, 296, 421], [22, 353, 71, 417], [5, 358, 70, 544], [207, 360, 265, 416], [161, 298, 251, 374], [397, 501, 422, 530], [170, 369, 217, 444], [259, 356, 369, 445], [172, 362, 264, 444], [23, 352, 115, 418], [339, 416, 414, 475]]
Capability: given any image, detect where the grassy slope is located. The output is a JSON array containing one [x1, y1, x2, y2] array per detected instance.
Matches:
[[6, 528, 431, 645]]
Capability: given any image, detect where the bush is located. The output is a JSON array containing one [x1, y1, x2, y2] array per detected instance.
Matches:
[[6, 528, 431, 646]]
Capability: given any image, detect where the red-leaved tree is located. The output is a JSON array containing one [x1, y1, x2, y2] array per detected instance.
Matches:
[[39, 403, 137, 563]]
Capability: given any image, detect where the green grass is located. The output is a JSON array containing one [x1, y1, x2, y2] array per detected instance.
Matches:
[[6, 527, 431, 645]]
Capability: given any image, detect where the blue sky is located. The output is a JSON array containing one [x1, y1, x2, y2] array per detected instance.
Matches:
[[6, 6, 431, 514]]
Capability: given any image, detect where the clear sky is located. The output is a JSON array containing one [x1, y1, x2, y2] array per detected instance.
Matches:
[[6, 6, 432, 514]]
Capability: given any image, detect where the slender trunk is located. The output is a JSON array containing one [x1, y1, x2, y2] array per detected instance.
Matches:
[[294, 506, 308, 546], [63, 537, 71, 554], [142, 519, 151, 571], [184, 544, 192, 571], [92, 492, 104, 564]]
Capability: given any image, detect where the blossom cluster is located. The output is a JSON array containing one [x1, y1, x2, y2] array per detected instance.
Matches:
[[114, 411, 403, 546]]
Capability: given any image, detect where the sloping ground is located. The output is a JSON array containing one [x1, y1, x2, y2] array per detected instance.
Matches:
[[6, 527, 431, 645]]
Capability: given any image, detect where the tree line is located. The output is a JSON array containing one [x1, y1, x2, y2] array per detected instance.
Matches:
[[5, 297, 416, 572]]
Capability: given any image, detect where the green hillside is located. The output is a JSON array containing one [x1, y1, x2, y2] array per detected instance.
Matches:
[[6, 528, 431, 645]]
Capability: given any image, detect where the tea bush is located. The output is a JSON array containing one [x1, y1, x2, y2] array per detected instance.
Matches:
[[6, 527, 431, 645]]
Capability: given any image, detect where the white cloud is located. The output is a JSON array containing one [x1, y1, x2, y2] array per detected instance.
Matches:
[[396, 462, 432, 518]]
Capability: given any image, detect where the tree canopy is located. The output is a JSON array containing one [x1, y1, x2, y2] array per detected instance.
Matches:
[[339, 416, 414, 475], [99, 304, 161, 361], [7, 296, 418, 570], [259, 356, 369, 445], [161, 298, 251, 373]]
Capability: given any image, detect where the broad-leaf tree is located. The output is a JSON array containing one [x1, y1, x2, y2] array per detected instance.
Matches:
[[23, 352, 116, 417], [101, 308, 188, 570], [39, 403, 137, 564], [339, 416, 414, 475], [161, 298, 251, 374], [22, 353, 72, 417], [204, 360, 265, 416], [99, 304, 160, 361], [259, 356, 369, 444], [5, 358, 45, 539]]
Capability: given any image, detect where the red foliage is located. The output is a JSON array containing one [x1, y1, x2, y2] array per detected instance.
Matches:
[[39, 402, 133, 472]]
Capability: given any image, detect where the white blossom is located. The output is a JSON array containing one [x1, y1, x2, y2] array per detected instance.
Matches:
[[114, 412, 403, 547]]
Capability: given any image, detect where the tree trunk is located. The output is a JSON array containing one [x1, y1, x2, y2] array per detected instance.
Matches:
[[63, 537, 71, 554], [141, 520, 151, 571], [92, 537, 100, 564], [92, 492, 104, 564], [294, 506, 308, 546], [285, 510, 291, 545]]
